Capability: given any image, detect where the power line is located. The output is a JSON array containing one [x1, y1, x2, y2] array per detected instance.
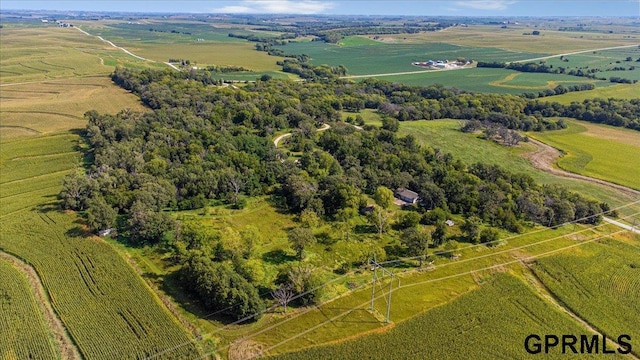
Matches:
[[145, 199, 640, 359], [202, 211, 640, 359]]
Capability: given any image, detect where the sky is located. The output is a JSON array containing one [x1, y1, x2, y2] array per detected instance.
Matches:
[[2, 1, 639, 17]]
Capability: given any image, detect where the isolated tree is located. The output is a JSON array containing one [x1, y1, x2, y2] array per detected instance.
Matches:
[[373, 186, 394, 209], [461, 216, 482, 244], [288, 227, 316, 260], [443, 240, 460, 258], [86, 195, 116, 233], [401, 227, 430, 266], [479, 227, 500, 245], [368, 205, 391, 236], [431, 222, 447, 246], [271, 283, 295, 313]]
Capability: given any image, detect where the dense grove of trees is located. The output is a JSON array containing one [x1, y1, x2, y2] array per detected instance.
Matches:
[[61, 67, 616, 319]]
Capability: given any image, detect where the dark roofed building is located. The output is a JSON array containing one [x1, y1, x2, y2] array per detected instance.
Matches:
[[395, 188, 419, 204]]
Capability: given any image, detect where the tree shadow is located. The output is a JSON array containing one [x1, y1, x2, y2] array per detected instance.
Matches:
[[266, 195, 290, 214], [262, 249, 297, 265], [354, 224, 375, 234]]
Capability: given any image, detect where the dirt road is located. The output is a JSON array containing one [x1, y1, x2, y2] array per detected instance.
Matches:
[[522, 138, 640, 199]]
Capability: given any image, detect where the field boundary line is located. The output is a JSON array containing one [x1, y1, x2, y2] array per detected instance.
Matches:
[[0, 251, 83, 360]]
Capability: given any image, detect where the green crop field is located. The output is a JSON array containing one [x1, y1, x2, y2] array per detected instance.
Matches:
[[278, 41, 546, 75], [545, 83, 640, 103], [269, 273, 609, 360], [0, 24, 203, 359], [532, 238, 640, 349], [374, 68, 611, 94], [528, 120, 640, 190], [0, 259, 59, 360]]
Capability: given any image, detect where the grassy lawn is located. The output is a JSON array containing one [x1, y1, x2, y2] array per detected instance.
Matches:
[[528, 120, 640, 190]]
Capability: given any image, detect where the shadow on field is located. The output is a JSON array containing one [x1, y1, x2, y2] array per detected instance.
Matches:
[[262, 249, 297, 264]]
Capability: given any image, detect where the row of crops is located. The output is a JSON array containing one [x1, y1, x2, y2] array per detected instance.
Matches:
[[0, 259, 58, 359], [1, 210, 202, 359], [269, 273, 593, 359], [532, 238, 640, 349]]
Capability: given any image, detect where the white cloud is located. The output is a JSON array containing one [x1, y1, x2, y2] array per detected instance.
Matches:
[[215, 1, 335, 14], [453, 1, 517, 11]]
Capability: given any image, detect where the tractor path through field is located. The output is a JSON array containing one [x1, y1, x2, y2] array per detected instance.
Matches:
[[273, 123, 331, 147], [522, 138, 640, 199], [525, 268, 639, 359], [0, 251, 82, 360]]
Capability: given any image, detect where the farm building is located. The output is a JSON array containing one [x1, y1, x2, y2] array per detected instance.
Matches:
[[395, 188, 419, 204]]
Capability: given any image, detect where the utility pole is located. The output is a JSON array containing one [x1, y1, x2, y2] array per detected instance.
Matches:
[[368, 255, 400, 323]]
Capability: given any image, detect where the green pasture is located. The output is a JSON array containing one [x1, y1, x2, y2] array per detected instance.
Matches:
[[269, 273, 606, 360], [396, 119, 640, 214], [533, 239, 640, 349], [528, 120, 640, 190], [277, 41, 546, 76], [0, 260, 58, 360]]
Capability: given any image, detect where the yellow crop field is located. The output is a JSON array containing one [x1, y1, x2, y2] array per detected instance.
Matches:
[[379, 26, 640, 54]]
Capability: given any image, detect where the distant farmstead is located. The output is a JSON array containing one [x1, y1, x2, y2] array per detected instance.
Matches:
[[395, 188, 419, 204]]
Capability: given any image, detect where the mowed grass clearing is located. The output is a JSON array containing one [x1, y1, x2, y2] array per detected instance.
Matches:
[[528, 120, 640, 190], [0, 259, 59, 360]]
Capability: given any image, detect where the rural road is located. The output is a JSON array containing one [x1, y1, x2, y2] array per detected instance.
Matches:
[[273, 123, 330, 147], [508, 44, 640, 64], [74, 26, 179, 70], [523, 138, 640, 199]]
